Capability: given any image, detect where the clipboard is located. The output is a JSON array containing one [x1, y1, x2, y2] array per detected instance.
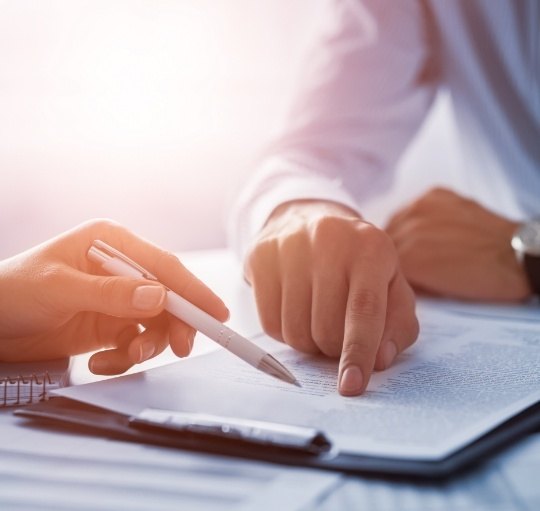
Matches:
[[15, 397, 540, 478]]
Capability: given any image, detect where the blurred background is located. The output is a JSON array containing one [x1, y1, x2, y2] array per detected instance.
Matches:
[[0, 0, 463, 259]]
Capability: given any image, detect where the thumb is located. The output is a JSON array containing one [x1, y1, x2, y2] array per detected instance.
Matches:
[[66, 270, 167, 318]]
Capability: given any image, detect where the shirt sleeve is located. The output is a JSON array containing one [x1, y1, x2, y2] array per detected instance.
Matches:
[[229, 0, 439, 259]]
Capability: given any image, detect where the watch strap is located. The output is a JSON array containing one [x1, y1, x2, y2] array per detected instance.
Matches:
[[524, 254, 540, 295]]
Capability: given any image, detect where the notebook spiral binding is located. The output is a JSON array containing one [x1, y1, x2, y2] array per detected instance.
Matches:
[[1, 372, 54, 407]]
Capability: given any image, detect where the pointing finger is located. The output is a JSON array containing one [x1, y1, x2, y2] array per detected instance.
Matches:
[[339, 279, 388, 396]]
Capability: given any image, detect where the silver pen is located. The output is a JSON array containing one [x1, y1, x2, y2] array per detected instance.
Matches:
[[87, 240, 300, 386]]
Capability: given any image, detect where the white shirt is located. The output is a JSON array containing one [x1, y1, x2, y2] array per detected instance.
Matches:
[[230, 0, 540, 257]]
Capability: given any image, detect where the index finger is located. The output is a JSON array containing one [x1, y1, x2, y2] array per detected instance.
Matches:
[[80, 220, 230, 322], [339, 271, 389, 396]]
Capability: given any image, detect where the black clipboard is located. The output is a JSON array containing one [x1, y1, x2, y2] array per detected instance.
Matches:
[[14, 397, 540, 478]]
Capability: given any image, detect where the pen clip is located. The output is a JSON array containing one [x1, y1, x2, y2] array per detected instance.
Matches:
[[91, 240, 159, 281], [130, 408, 332, 455]]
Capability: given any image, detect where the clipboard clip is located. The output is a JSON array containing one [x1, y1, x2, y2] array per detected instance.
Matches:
[[130, 408, 332, 455]]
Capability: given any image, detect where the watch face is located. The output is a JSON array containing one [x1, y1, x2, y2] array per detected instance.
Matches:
[[512, 220, 540, 256]]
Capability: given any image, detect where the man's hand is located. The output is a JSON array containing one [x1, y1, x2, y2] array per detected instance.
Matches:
[[0, 219, 229, 374], [385, 187, 531, 301], [244, 201, 419, 396]]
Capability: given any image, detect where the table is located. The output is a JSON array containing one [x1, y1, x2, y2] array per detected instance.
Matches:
[[1, 249, 539, 511]]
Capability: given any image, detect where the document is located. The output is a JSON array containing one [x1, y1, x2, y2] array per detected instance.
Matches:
[[55, 305, 540, 461]]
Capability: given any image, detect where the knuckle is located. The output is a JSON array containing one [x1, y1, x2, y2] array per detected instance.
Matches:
[[412, 187, 453, 213], [244, 248, 262, 283], [283, 325, 319, 354], [84, 218, 123, 235], [156, 250, 184, 278], [409, 194, 433, 216], [310, 215, 345, 240], [247, 238, 270, 260], [348, 289, 382, 320], [357, 224, 395, 256], [314, 335, 342, 358], [154, 250, 198, 295], [347, 227, 399, 277], [279, 230, 308, 257], [259, 315, 283, 343], [311, 323, 343, 357], [157, 249, 181, 268], [409, 202, 425, 218], [427, 186, 449, 197], [341, 340, 375, 362], [244, 245, 260, 272], [99, 276, 124, 306], [310, 216, 363, 250], [246, 239, 277, 272]]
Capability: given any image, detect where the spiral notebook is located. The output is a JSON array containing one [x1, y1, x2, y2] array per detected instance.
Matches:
[[0, 358, 70, 407]]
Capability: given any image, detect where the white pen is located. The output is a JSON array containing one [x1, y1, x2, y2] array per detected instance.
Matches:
[[87, 240, 300, 386]]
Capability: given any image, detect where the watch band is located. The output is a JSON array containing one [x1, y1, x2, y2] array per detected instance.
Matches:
[[524, 254, 540, 295]]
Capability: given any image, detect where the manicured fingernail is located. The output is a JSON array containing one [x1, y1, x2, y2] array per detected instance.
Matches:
[[132, 285, 165, 311], [188, 331, 196, 353], [382, 341, 397, 369], [89, 358, 105, 374], [138, 341, 155, 363], [340, 366, 363, 395]]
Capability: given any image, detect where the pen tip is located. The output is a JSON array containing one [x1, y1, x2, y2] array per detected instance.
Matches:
[[258, 355, 301, 387]]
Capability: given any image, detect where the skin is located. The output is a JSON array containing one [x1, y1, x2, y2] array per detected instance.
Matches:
[[0, 219, 229, 375], [244, 200, 419, 397], [385, 187, 531, 302]]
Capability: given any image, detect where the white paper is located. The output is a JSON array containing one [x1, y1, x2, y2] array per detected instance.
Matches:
[[55, 306, 540, 461]]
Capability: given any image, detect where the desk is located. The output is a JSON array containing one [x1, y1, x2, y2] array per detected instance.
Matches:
[[1, 249, 539, 510]]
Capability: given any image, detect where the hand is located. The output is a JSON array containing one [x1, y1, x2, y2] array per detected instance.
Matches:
[[0, 219, 229, 374], [244, 201, 419, 396], [385, 187, 530, 301]]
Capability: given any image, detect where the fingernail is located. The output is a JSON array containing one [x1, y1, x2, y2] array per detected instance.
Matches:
[[340, 366, 363, 395], [89, 358, 105, 374], [382, 341, 397, 369], [138, 341, 155, 363], [188, 331, 196, 353], [132, 285, 165, 311]]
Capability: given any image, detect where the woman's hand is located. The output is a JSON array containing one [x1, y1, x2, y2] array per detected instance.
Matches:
[[0, 219, 229, 374]]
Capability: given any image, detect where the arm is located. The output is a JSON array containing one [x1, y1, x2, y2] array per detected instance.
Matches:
[[0, 219, 229, 374], [231, 0, 438, 257], [231, 0, 438, 395]]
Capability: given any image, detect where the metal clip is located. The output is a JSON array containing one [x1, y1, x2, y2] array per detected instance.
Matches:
[[91, 240, 158, 281]]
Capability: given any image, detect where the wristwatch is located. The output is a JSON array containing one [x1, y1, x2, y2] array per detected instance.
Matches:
[[511, 219, 540, 295]]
